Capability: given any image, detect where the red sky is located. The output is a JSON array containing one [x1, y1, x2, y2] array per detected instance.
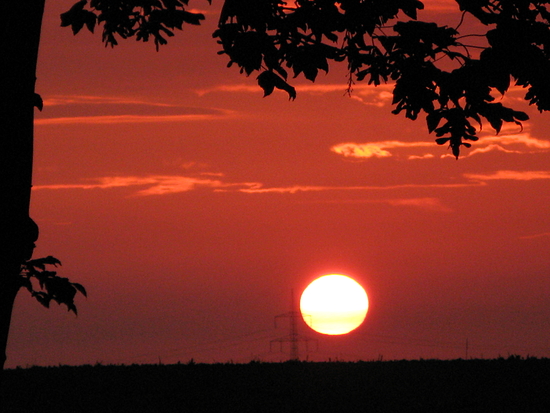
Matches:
[[6, 0, 550, 367]]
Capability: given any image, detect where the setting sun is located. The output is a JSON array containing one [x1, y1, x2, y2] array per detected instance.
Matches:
[[300, 274, 369, 335]]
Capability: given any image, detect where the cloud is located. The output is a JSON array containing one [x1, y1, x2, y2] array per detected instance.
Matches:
[[478, 131, 550, 149], [135, 176, 227, 196], [196, 82, 393, 101], [463, 170, 550, 181], [42, 95, 174, 107], [34, 175, 232, 196], [519, 232, 550, 240], [36, 95, 236, 125], [332, 143, 391, 158], [331, 141, 435, 159], [195, 84, 259, 96], [236, 184, 336, 194], [299, 196, 452, 212], [347, 85, 394, 107], [385, 197, 452, 212], [408, 154, 435, 160], [465, 144, 523, 157], [34, 174, 481, 197], [331, 123, 550, 160], [236, 182, 478, 194], [35, 113, 231, 126], [450, 125, 550, 158]]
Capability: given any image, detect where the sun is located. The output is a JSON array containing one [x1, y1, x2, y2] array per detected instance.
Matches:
[[300, 274, 369, 335]]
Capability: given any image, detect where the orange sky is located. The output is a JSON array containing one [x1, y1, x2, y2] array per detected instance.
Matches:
[[6, 0, 550, 367]]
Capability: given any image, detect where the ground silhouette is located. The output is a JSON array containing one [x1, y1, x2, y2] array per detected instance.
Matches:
[[2, 357, 549, 412]]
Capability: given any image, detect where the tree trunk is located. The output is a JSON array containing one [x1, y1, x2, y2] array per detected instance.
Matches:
[[0, 0, 46, 375]]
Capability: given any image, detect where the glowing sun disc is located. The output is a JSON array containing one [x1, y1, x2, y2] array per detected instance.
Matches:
[[300, 274, 369, 335]]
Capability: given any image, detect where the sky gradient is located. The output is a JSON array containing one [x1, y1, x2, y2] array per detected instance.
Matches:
[[6, 0, 550, 367]]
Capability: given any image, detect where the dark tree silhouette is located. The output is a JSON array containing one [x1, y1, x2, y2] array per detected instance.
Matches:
[[0, 0, 54, 375], [0, 0, 205, 376], [2, 0, 550, 376]]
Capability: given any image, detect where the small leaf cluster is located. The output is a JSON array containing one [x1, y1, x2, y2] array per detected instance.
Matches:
[[20, 256, 87, 315], [61, 0, 209, 50]]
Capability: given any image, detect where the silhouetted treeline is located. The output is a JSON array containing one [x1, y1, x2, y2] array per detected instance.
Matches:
[[2, 357, 549, 412]]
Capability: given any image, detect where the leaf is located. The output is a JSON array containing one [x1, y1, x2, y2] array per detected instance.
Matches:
[[257, 71, 296, 100], [32, 292, 51, 309], [60, 1, 98, 35], [478, 103, 529, 134], [426, 111, 442, 133], [71, 19, 85, 35], [452, 144, 460, 159], [67, 303, 78, 315], [60, 0, 87, 28], [84, 10, 97, 33], [21, 278, 33, 293], [400, 0, 424, 20], [27, 256, 62, 270], [72, 283, 88, 297], [257, 71, 275, 97], [489, 117, 503, 133], [513, 110, 529, 121], [33, 93, 43, 111], [47, 277, 77, 303]]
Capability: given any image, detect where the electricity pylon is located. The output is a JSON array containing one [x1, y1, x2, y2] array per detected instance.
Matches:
[[270, 289, 317, 361]]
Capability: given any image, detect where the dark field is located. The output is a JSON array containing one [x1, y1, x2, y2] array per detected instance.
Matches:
[[2, 357, 549, 412]]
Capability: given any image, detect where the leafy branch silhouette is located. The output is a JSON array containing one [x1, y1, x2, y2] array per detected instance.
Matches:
[[210, 0, 550, 158], [20, 256, 86, 315], [60, 0, 210, 50], [61, 0, 550, 158]]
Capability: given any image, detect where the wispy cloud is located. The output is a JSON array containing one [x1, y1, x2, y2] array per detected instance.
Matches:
[[331, 124, 550, 160], [35, 113, 231, 125], [36, 95, 236, 125], [440, 124, 550, 158], [385, 197, 452, 212], [195, 84, 258, 96], [34, 174, 480, 197], [349, 91, 393, 107], [34, 175, 233, 196], [39, 167, 549, 213], [303, 196, 453, 212], [196, 82, 393, 100], [42, 95, 174, 107], [32, 175, 458, 212], [463, 170, 550, 181], [478, 131, 550, 149], [463, 144, 523, 157], [519, 232, 550, 240], [408, 153, 435, 160], [331, 141, 435, 159], [233, 182, 478, 193]]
